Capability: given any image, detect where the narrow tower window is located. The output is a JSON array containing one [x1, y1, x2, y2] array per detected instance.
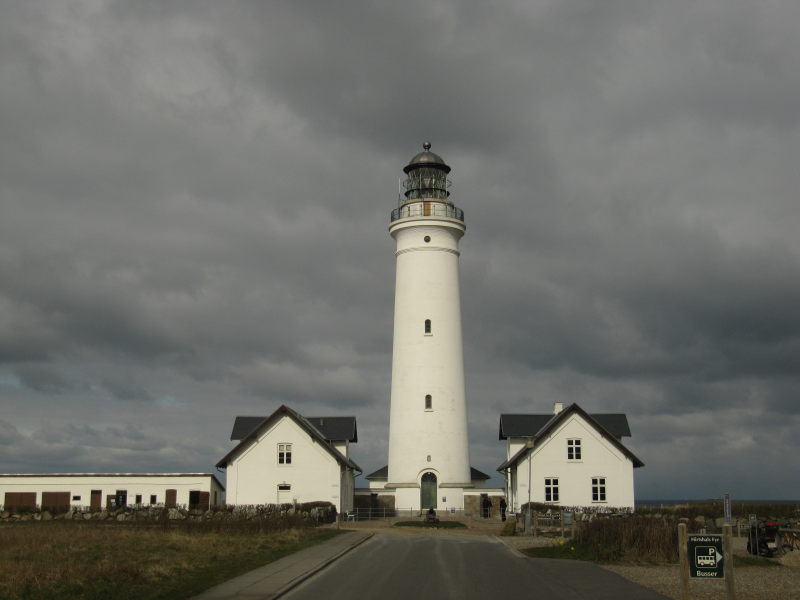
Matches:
[[424, 319, 432, 334], [425, 394, 432, 410]]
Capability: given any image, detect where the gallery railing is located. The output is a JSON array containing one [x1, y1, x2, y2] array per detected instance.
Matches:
[[390, 202, 464, 223]]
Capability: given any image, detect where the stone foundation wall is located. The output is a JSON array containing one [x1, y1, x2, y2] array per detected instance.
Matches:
[[464, 495, 480, 516], [0, 502, 337, 523]]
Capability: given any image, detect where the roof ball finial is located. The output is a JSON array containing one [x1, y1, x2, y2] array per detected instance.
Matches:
[[423, 141, 432, 151]]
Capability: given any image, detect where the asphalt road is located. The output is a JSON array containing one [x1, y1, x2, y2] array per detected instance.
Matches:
[[283, 533, 670, 600]]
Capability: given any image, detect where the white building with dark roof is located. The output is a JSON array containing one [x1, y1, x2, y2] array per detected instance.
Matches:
[[216, 405, 360, 513], [498, 403, 644, 511]]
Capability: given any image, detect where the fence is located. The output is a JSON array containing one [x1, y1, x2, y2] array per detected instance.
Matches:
[[345, 507, 472, 521]]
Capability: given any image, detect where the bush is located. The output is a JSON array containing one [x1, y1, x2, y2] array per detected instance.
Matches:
[[573, 516, 678, 563]]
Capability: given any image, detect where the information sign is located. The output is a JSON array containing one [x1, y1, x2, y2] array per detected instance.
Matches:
[[687, 534, 724, 578]]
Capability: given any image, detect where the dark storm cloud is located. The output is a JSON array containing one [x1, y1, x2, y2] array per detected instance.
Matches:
[[1, 1, 798, 498], [468, 227, 800, 383], [0, 419, 220, 474]]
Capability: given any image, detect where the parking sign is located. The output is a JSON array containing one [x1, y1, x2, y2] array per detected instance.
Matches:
[[687, 534, 724, 578]]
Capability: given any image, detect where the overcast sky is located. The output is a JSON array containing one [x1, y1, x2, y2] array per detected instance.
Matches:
[[1, 1, 798, 501]]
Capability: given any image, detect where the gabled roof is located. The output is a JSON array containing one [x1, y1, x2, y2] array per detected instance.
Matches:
[[365, 465, 388, 480], [216, 405, 361, 472], [230, 415, 357, 442], [497, 403, 644, 471], [365, 465, 491, 481], [470, 467, 491, 481], [230, 416, 268, 441], [499, 412, 631, 440]]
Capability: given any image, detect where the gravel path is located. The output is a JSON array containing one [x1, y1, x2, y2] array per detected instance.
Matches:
[[503, 535, 800, 600]]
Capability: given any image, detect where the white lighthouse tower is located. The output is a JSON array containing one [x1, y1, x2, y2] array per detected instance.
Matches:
[[385, 142, 472, 511]]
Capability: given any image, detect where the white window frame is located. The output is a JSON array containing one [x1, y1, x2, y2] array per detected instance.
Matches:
[[544, 477, 559, 503], [567, 438, 582, 461], [278, 443, 292, 465], [592, 477, 607, 503]]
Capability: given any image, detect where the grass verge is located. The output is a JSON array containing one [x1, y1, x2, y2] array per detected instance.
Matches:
[[0, 521, 341, 599], [520, 542, 605, 562]]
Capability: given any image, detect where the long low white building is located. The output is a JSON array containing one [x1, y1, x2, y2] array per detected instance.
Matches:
[[0, 473, 225, 512]]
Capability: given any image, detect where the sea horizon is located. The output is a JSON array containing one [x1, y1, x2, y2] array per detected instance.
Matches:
[[636, 498, 799, 507]]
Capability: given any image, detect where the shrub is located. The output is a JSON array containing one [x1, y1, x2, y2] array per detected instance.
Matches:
[[573, 516, 679, 563]]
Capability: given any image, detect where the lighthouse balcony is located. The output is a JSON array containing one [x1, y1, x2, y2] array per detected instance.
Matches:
[[390, 202, 464, 223]]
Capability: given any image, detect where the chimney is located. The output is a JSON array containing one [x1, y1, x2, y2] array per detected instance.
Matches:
[[553, 402, 564, 415]]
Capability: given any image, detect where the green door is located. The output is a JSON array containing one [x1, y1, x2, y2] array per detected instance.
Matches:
[[420, 472, 437, 509]]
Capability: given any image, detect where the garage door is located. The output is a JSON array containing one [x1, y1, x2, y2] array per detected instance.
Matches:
[[4, 492, 36, 512], [41, 491, 71, 513]]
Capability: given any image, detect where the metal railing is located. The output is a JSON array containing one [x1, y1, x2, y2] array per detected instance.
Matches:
[[390, 202, 464, 223], [345, 507, 474, 521]]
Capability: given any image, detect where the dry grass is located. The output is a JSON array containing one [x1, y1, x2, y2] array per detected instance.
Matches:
[[0, 520, 339, 599], [636, 501, 800, 523], [573, 516, 679, 562]]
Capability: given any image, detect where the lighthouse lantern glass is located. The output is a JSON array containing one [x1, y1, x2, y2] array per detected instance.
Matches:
[[403, 167, 450, 201]]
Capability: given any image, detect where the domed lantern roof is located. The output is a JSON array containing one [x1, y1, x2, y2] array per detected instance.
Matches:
[[403, 141, 451, 174]]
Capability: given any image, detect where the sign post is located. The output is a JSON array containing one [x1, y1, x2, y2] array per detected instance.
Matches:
[[723, 492, 732, 525], [678, 523, 690, 600], [724, 524, 736, 600], [680, 524, 736, 600]]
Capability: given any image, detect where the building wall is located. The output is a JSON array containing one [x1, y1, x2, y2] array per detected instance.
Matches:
[[332, 441, 348, 457], [0, 474, 223, 510], [392, 482, 469, 511], [511, 415, 635, 510], [225, 415, 349, 512], [339, 467, 355, 513]]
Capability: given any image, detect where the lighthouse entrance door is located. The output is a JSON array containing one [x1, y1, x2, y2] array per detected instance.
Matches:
[[420, 472, 437, 509]]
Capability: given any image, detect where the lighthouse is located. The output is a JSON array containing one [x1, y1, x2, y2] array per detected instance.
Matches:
[[385, 142, 473, 510]]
